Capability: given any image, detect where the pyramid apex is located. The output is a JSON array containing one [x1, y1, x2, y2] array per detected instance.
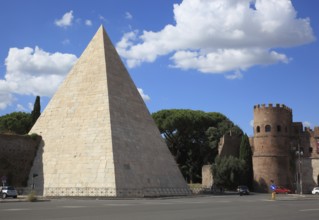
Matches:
[[94, 24, 106, 36], [98, 24, 105, 31]]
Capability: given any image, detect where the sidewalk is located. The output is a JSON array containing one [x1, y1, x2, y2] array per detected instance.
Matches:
[[0, 195, 47, 203], [0, 195, 27, 203]]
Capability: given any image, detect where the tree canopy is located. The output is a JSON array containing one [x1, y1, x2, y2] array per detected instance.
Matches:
[[212, 156, 245, 189], [0, 112, 32, 135], [212, 134, 254, 190], [152, 109, 242, 183], [239, 134, 254, 189], [31, 96, 41, 125], [0, 96, 41, 135]]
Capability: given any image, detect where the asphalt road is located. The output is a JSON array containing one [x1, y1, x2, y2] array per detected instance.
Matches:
[[1, 194, 319, 220]]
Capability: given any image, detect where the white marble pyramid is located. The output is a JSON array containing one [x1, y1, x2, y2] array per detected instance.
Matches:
[[28, 25, 190, 197]]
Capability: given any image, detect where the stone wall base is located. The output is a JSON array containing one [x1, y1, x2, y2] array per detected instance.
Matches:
[[36, 187, 191, 197]]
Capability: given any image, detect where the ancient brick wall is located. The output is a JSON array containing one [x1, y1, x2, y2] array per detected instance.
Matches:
[[310, 127, 319, 158], [201, 165, 213, 189], [218, 133, 241, 158], [0, 134, 41, 187], [302, 127, 319, 192]]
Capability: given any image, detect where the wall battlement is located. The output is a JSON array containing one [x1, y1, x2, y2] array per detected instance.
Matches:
[[254, 103, 292, 113]]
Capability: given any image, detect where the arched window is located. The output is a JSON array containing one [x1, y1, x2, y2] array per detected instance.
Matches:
[[277, 125, 281, 132], [265, 125, 271, 132], [256, 126, 260, 133]]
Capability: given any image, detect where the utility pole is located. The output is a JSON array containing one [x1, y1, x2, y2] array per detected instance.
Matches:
[[296, 144, 303, 195]]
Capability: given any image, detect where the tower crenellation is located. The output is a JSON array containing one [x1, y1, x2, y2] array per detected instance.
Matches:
[[253, 103, 293, 137], [253, 103, 292, 113]]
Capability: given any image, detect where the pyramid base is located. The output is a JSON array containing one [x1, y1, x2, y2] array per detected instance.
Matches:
[[42, 187, 191, 197]]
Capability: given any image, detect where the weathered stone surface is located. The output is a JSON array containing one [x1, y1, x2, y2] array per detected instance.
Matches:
[[0, 134, 40, 187], [28, 25, 190, 197], [201, 165, 213, 189]]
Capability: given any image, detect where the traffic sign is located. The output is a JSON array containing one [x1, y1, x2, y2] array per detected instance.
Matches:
[[270, 184, 277, 191]]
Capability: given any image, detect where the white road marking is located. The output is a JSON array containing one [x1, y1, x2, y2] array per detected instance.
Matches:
[[3, 208, 30, 211], [61, 206, 87, 208], [299, 208, 319, 212], [103, 204, 133, 206]]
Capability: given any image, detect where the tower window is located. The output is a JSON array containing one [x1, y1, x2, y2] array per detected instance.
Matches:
[[265, 125, 271, 132], [277, 125, 281, 132], [256, 126, 260, 133]]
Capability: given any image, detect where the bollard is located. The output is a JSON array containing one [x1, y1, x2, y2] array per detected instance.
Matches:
[[271, 192, 276, 200]]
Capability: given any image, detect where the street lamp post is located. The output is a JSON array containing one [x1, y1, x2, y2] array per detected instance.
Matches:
[[32, 173, 38, 191], [296, 145, 303, 195]]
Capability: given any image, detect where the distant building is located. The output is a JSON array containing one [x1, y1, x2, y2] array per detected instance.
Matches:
[[203, 103, 319, 193], [251, 104, 319, 193]]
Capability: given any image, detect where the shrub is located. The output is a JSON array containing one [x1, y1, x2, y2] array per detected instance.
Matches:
[[30, 133, 39, 141], [27, 191, 37, 202]]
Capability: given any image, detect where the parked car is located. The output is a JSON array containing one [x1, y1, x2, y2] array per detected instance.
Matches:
[[274, 186, 291, 194], [312, 187, 319, 195], [237, 185, 250, 195], [1, 186, 18, 199]]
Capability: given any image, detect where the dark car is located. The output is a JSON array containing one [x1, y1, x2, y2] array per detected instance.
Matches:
[[274, 186, 291, 194], [237, 185, 250, 195], [1, 186, 18, 199]]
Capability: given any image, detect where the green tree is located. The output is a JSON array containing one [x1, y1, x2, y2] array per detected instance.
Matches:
[[239, 134, 254, 189], [0, 112, 32, 135], [152, 109, 242, 183], [212, 156, 245, 189], [31, 96, 41, 126]]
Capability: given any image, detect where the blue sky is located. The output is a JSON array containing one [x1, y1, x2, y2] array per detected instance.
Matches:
[[0, 0, 318, 136]]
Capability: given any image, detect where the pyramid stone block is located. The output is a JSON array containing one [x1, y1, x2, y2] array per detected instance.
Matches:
[[28, 25, 190, 197]]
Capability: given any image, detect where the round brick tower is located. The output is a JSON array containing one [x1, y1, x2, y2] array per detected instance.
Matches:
[[253, 104, 293, 192]]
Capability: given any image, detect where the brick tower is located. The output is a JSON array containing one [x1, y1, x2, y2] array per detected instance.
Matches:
[[253, 104, 293, 192]]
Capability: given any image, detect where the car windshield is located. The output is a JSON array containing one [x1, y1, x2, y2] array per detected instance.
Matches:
[[5, 186, 15, 190]]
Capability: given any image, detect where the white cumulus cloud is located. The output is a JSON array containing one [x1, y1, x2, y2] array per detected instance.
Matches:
[[85, 19, 92, 26], [0, 47, 77, 109], [16, 104, 27, 112], [55, 10, 74, 28], [303, 121, 312, 128], [250, 119, 254, 127], [28, 102, 33, 111], [0, 88, 14, 110], [225, 70, 243, 80], [116, 0, 315, 76], [138, 88, 150, 102], [125, 12, 133, 20]]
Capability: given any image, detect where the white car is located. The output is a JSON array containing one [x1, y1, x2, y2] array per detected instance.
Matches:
[[312, 187, 319, 195], [1, 186, 18, 199]]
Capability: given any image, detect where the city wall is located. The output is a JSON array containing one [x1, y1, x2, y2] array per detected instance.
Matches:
[[0, 134, 41, 187]]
